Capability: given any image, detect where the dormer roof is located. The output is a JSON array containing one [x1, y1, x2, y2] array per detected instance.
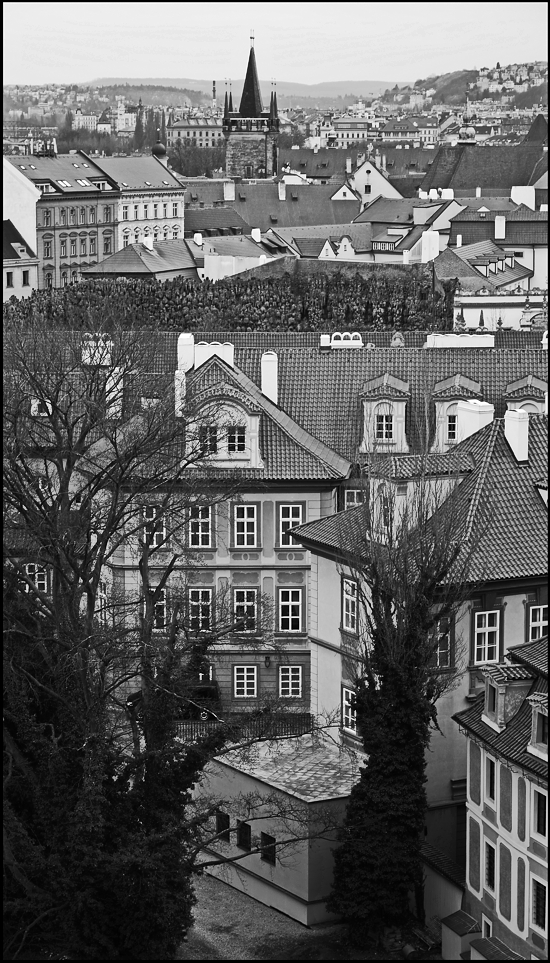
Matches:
[[432, 373, 482, 400], [361, 373, 410, 400], [481, 664, 533, 684], [504, 374, 548, 400]]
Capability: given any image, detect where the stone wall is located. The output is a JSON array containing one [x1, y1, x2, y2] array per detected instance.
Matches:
[[226, 131, 278, 178]]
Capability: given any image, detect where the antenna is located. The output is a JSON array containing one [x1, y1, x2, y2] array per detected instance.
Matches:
[[250, 28, 254, 48]]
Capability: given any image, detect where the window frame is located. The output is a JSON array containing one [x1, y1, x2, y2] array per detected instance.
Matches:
[[342, 685, 357, 734], [199, 424, 218, 455], [89, 237, 97, 256], [531, 874, 547, 935], [277, 503, 305, 548], [189, 504, 213, 549], [22, 270, 30, 286], [528, 603, 548, 641], [484, 753, 497, 807], [236, 820, 252, 851], [532, 786, 548, 842], [24, 562, 48, 594], [43, 239, 52, 259], [342, 577, 359, 635], [429, 616, 454, 669], [260, 831, 277, 865], [233, 503, 259, 549], [103, 235, 112, 256], [233, 588, 258, 633], [146, 587, 167, 631], [233, 665, 258, 699], [484, 839, 496, 893], [472, 608, 501, 665], [279, 665, 303, 698], [143, 504, 166, 548], [343, 488, 365, 510], [188, 588, 213, 634], [277, 588, 303, 634], [6, 271, 14, 288], [215, 810, 230, 843], [227, 425, 246, 454]]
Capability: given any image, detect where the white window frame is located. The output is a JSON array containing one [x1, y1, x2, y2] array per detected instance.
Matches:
[[279, 665, 302, 698], [234, 504, 258, 548], [25, 563, 48, 594], [143, 505, 166, 548], [447, 405, 458, 442], [431, 617, 452, 668], [279, 504, 303, 546], [97, 578, 108, 625], [234, 589, 258, 633], [342, 578, 358, 634], [474, 610, 500, 664], [278, 589, 302, 633], [172, 202, 178, 217], [342, 686, 357, 733], [375, 411, 393, 440], [227, 425, 246, 453], [530, 873, 547, 935], [530, 604, 548, 641], [188, 588, 212, 633], [344, 489, 365, 509], [484, 753, 497, 806], [481, 915, 492, 939], [147, 587, 167, 631], [234, 665, 257, 698], [484, 839, 496, 893], [189, 505, 212, 548], [532, 786, 548, 843]]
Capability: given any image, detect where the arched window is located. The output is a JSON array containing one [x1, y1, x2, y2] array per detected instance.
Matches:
[[61, 271, 68, 287], [71, 270, 78, 284], [374, 402, 394, 442], [45, 272, 53, 289], [163, 227, 170, 240], [446, 403, 458, 442], [123, 230, 130, 248], [79, 207, 86, 224]]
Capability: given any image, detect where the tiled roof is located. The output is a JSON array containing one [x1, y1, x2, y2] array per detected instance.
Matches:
[[440, 909, 479, 937], [507, 636, 549, 678], [292, 236, 328, 257], [6, 152, 112, 193], [233, 183, 361, 233], [452, 240, 534, 289], [449, 206, 548, 247], [279, 147, 365, 181], [184, 208, 251, 234], [201, 234, 270, 259], [274, 223, 374, 253], [523, 114, 548, 145], [220, 734, 364, 801], [481, 664, 533, 683], [82, 240, 197, 277], [469, 938, 524, 961], [354, 197, 442, 225], [89, 155, 184, 190], [420, 144, 547, 193], [420, 843, 465, 889], [3, 220, 36, 260], [453, 673, 548, 780]]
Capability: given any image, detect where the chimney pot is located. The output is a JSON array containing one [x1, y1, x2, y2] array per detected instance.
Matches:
[[193, 232, 203, 247], [261, 351, 278, 405], [251, 227, 261, 243], [504, 409, 529, 462]]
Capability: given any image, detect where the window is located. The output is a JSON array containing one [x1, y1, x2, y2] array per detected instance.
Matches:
[[188, 588, 212, 633], [60, 208, 67, 225], [342, 578, 358, 633], [89, 208, 96, 224], [25, 563, 48, 594], [447, 408, 458, 442], [71, 271, 78, 285], [279, 504, 303, 546], [43, 240, 52, 259], [61, 271, 68, 287], [143, 204, 148, 219], [376, 412, 393, 440], [485, 756, 496, 804], [90, 237, 96, 256], [173, 202, 178, 217], [153, 203, 158, 218], [70, 239, 77, 257], [60, 240, 67, 257], [234, 666, 257, 698], [189, 505, 212, 547], [6, 271, 14, 288], [234, 505, 258, 548], [69, 208, 76, 225], [236, 820, 252, 850], [530, 605, 548, 640], [143, 505, 165, 547], [199, 425, 218, 454], [227, 426, 246, 453], [430, 617, 452, 668], [122, 205, 129, 220], [22, 270, 30, 286], [103, 236, 112, 255], [260, 832, 277, 865], [216, 811, 230, 842], [123, 234, 130, 247], [533, 789, 547, 839], [163, 203, 168, 217], [485, 840, 496, 892], [532, 878, 547, 932], [43, 210, 51, 227], [344, 489, 365, 509], [342, 686, 357, 733], [97, 579, 108, 625], [279, 666, 302, 698], [45, 273, 53, 289], [488, 683, 497, 714], [172, 228, 178, 239], [234, 589, 258, 632], [474, 610, 500, 664], [134, 205, 139, 219], [535, 712, 548, 749], [80, 238, 86, 256], [481, 916, 492, 939], [147, 588, 166, 630], [103, 206, 111, 222], [279, 589, 302, 633], [79, 207, 85, 224]]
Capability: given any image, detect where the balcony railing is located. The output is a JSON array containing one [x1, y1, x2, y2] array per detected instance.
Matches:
[[175, 711, 314, 743]]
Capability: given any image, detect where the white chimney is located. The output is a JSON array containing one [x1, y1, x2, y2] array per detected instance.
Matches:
[[193, 232, 203, 247], [456, 234, 462, 248], [278, 181, 286, 201], [428, 188, 438, 199], [261, 351, 278, 405], [177, 332, 195, 371], [457, 400, 495, 442], [494, 215, 506, 240], [251, 227, 261, 243], [142, 235, 154, 251], [504, 409, 529, 462], [346, 156, 352, 174], [475, 186, 482, 198], [223, 180, 236, 201], [381, 153, 387, 171]]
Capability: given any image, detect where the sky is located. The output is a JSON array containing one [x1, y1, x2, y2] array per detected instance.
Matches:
[[3, 1, 548, 87]]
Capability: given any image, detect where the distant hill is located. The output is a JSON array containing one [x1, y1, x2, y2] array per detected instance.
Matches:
[[90, 77, 410, 102], [382, 69, 479, 105]]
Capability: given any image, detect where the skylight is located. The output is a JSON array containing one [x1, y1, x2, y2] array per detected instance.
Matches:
[[82, 163, 89, 168], [144, 181, 152, 186], [162, 180, 169, 185], [121, 181, 128, 187], [29, 164, 36, 169], [19, 165, 26, 169], [72, 163, 79, 168], [57, 180, 71, 187]]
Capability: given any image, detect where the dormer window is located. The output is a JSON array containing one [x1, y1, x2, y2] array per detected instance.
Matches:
[[447, 406, 458, 442], [199, 425, 218, 454], [527, 694, 548, 761], [488, 683, 497, 714], [227, 426, 246, 453], [375, 407, 393, 441]]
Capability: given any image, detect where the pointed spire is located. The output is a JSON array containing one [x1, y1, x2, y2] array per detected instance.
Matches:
[[269, 91, 274, 125], [273, 89, 278, 120], [229, 89, 234, 112], [224, 91, 229, 122], [239, 46, 263, 117]]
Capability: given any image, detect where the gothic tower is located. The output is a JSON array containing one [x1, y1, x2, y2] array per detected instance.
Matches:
[[223, 40, 279, 179]]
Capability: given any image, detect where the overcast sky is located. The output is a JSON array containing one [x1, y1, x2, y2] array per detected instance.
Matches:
[[3, 1, 548, 86]]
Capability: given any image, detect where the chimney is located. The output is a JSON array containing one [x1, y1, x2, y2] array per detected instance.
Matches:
[[476, 186, 482, 198], [381, 153, 387, 171], [142, 235, 154, 251], [278, 181, 286, 201], [456, 234, 462, 248], [504, 409, 529, 462], [456, 400, 495, 442], [494, 215, 506, 240], [193, 232, 203, 247], [346, 156, 352, 175], [223, 180, 236, 201], [261, 351, 278, 405], [251, 227, 261, 243], [177, 332, 195, 371]]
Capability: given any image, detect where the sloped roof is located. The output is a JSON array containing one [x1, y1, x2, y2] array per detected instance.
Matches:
[[89, 154, 184, 190], [448, 207, 548, 247], [507, 636, 549, 678], [6, 152, 112, 193], [421, 144, 548, 193], [3, 220, 37, 260], [523, 113, 548, 145], [420, 843, 466, 890], [354, 197, 442, 225], [433, 247, 491, 290], [184, 208, 251, 234], [451, 239, 534, 288], [81, 240, 197, 277], [274, 222, 374, 253], [229, 183, 361, 232], [279, 147, 366, 180]]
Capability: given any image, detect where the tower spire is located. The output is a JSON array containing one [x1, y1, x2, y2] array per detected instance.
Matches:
[[239, 43, 263, 117]]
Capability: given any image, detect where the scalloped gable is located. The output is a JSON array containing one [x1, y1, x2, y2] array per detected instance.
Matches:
[[432, 373, 483, 400], [504, 374, 548, 400], [361, 373, 410, 399], [192, 377, 262, 414]]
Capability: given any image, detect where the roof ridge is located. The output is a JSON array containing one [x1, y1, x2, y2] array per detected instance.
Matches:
[[462, 418, 501, 543]]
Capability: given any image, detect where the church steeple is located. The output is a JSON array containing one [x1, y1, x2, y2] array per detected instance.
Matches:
[[239, 43, 263, 117]]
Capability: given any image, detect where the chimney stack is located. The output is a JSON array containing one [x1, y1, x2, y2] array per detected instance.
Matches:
[[223, 180, 236, 201], [278, 180, 286, 201], [346, 156, 352, 175], [504, 409, 529, 462], [457, 400, 495, 443], [193, 232, 203, 247], [494, 215, 506, 240], [142, 235, 154, 251], [456, 234, 462, 248], [251, 227, 261, 243], [476, 186, 482, 198], [261, 351, 278, 405]]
